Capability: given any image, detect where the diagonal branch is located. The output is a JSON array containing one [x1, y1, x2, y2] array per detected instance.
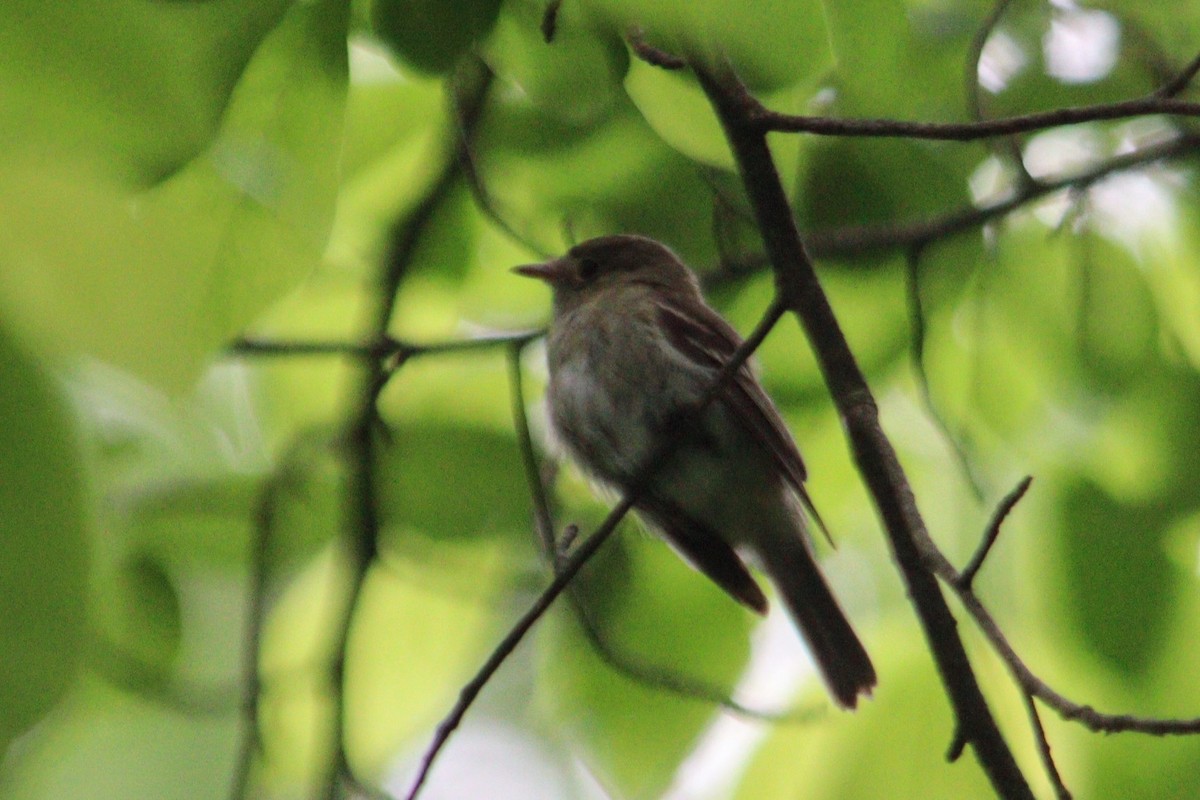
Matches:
[[403, 298, 789, 800], [804, 132, 1200, 260], [506, 345, 815, 722], [922, 532, 1200, 737], [690, 58, 1036, 800], [1156, 48, 1200, 98]]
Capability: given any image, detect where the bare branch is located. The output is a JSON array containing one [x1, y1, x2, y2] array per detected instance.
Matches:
[[904, 247, 986, 500], [911, 485, 1200, 744], [1024, 694, 1072, 800], [404, 298, 790, 799], [955, 584, 1200, 736], [752, 95, 1200, 139], [454, 61, 555, 260], [627, 27, 686, 70], [964, 0, 1034, 185], [804, 132, 1200, 260], [506, 341, 557, 557], [227, 472, 279, 800], [1156, 48, 1200, 98], [229, 338, 392, 359], [566, 589, 823, 723], [957, 476, 1032, 590], [691, 58, 1036, 800], [321, 58, 498, 800]]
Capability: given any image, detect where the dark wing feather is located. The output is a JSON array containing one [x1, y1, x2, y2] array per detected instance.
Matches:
[[656, 298, 808, 491], [637, 494, 768, 614]]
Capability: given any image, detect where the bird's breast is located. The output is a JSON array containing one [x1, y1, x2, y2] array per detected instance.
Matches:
[[546, 297, 705, 482]]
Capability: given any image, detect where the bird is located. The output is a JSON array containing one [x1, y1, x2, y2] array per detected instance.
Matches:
[[514, 233, 875, 709]]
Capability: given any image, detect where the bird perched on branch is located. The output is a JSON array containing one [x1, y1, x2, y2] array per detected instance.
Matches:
[[514, 234, 875, 709]]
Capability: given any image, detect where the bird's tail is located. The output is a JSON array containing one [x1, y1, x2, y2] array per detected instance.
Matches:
[[761, 533, 876, 709]]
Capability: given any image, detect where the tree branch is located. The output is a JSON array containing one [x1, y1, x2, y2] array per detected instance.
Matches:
[[906, 477, 1200, 794], [1156, 48, 1200, 98], [964, 0, 1032, 184], [957, 476, 1032, 591], [404, 298, 790, 799], [506, 341, 813, 723], [904, 246, 986, 500], [690, 58, 1036, 800], [319, 58, 497, 800], [227, 470, 279, 800], [752, 94, 1200, 139], [805, 132, 1200, 260]]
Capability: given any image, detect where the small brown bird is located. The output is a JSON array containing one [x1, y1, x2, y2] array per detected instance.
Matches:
[[514, 234, 875, 709]]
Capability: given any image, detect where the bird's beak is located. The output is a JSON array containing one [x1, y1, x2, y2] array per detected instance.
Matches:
[[512, 257, 570, 284]]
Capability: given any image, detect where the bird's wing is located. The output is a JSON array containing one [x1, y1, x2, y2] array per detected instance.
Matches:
[[655, 298, 808, 491], [637, 493, 768, 614]]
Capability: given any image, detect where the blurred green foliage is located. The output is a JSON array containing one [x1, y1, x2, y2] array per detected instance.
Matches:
[[2, 1, 1200, 799]]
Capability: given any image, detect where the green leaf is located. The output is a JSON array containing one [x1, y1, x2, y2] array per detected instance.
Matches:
[[343, 554, 511, 774], [408, 182, 481, 284], [121, 475, 262, 567], [0, 324, 88, 752], [1091, 1, 1200, 67], [0, 0, 350, 391], [372, 0, 504, 75], [797, 138, 974, 243], [375, 421, 532, 544], [987, 4, 1161, 118], [486, 3, 628, 125], [1075, 235, 1160, 391], [1058, 479, 1183, 678], [1, 681, 238, 800], [255, 545, 512, 786], [588, 0, 832, 91], [0, 0, 293, 184], [624, 59, 733, 169], [96, 555, 184, 674]]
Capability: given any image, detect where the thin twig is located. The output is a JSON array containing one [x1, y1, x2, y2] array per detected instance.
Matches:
[[964, 0, 1012, 126], [1023, 694, 1072, 800], [507, 335, 810, 722], [964, 0, 1034, 185], [621, 21, 1200, 141], [566, 589, 823, 723], [954, 581, 1200, 736], [229, 338, 391, 358], [506, 340, 556, 556], [904, 247, 986, 501], [229, 331, 541, 364], [1156, 48, 1200, 98], [321, 59, 497, 800], [957, 476, 1032, 590], [701, 133, 1200, 291], [627, 27, 686, 70], [404, 298, 790, 799], [803, 132, 1200, 260], [227, 472, 279, 800], [910, 492, 1200, 738], [454, 60, 554, 260], [752, 95, 1200, 139]]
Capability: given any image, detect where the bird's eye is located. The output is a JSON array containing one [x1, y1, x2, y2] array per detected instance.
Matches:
[[577, 257, 600, 282]]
